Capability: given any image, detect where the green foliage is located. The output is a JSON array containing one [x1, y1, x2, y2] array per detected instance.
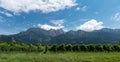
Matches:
[[57, 44, 66, 52], [79, 45, 88, 52], [49, 44, 57, 52], [44, 45, 48, 54], [72, 45, 80, 52], [87, 45, 96, 52], [103, 45, 113, 52], [37, 44, 44, 52], [0, 42, 120, 52], [65, 44, 73, 51], [113, 45, 120, 52], [28, 44, 38, 52], [0, 42, 44, 52], [95, 45, 104, 52]]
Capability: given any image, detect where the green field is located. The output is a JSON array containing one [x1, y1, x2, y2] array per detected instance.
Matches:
[[0, 52, 120, 62]]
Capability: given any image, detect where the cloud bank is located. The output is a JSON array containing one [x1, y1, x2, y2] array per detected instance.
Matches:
[[76, 19, 104, 32], [0, 0, 77, 14]]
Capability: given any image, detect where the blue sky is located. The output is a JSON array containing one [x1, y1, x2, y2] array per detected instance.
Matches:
[[0, 0, 120, 35]]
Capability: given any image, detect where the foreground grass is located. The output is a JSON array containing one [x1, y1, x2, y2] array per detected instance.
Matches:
[[0, 52, 120, 62]]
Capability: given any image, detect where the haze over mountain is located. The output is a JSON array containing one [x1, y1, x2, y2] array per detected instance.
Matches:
[[0, 28, 120, 44]]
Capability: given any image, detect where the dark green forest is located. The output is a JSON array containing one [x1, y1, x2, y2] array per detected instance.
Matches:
[[0, 42, 120, 53]]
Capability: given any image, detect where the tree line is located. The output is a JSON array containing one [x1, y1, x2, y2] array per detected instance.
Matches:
[[0, 42, 120, 52]]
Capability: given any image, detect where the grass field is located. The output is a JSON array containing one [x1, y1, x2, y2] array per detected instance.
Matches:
[[0, 52, 120, 62]]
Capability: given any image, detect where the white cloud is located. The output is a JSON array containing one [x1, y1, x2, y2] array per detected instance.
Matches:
[[76, 19, 104, 32], [76, 7, 80, 11], [0, 11, 13, 17], [111, 12, 120, 21], [38, 24, 64, 30], [0, 0, 77, 14], [50, 19, 64, 26], [38, 19, 65, 30]]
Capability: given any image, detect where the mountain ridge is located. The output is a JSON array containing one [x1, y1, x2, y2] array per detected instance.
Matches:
[[0, 28, 120, 44]]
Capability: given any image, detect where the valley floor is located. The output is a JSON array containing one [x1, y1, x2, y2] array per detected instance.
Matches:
[[0, 52, 120, 62]]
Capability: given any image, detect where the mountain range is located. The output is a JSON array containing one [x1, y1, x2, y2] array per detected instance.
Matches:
[[0, 28, 120, 44]]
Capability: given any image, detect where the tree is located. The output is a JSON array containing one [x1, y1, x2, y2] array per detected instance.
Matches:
[[103, 45, 113, 52], [21, 43, 29, 52], [95, 45, 104, 52], [113, 45, 120, 52], [37, 44, 44, 52], [29, 44, 37, 52], [0, 43, 10, 52], [87, 45, 96, 52], [57, 44, 66, 52], [49, 44, 57, 52], [65, 44, 73, 51], [79, 45, 88, 52], [43, 45, 48, 54], [72, 45, 80, 52]]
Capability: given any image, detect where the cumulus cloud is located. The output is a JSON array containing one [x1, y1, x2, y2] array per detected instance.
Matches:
[[0, 0, 77, 14], [38, 19, 65, 30], [111, 12, 120, 21], [76, 19, 104, 32], [0, 11, 13, 17], [38, 24, 64, 30]]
